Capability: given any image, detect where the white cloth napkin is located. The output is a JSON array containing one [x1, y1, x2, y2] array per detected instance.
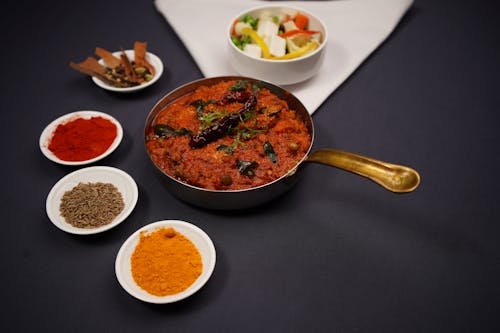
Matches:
[[155, 0, 413, 114]]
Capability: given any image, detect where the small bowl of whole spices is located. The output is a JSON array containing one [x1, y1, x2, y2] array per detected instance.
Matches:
[[46, 166, 138, 235], [70, 41, 163, 93], [115, 220, 216, 303]]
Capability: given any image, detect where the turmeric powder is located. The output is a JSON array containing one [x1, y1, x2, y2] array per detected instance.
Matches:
[[131, 227, 202, 296]]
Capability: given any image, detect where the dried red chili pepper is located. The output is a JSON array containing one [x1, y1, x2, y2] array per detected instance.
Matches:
[[190, 94, 257, 148], [219, 90, 251, 105]]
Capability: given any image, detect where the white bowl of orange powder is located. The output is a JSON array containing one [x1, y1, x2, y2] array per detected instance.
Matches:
[[115, 220, 216, 303]]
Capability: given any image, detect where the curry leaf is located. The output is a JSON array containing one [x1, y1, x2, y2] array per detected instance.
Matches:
[[230, 80, 249, 92], [263, 141, 277, 163], [190, 99, 217, 118], [154, 124, 192, 138], [236, 159, 259, 178], [217, 145, 234, 155]]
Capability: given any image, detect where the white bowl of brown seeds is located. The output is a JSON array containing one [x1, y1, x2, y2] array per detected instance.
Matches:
[[46, 166, 138, 235]]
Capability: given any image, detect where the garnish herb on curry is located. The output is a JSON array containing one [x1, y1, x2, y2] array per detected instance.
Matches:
[[146, 80, 311, 190]]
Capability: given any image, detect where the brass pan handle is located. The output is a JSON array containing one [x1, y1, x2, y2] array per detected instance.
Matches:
[[306, 148, 420, 193]]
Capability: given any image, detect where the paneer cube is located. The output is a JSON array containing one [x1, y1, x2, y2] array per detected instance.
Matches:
[[257, 20, 279, 39], [282, 20, 299, 33], [243, 43, 262, 58], [268, 34, 286, 57]]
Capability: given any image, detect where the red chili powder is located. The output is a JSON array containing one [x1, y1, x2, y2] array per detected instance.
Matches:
[[48, 116, 117, 161]]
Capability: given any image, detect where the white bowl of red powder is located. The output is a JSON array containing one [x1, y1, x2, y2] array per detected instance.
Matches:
[[39, 110, 123, 165]]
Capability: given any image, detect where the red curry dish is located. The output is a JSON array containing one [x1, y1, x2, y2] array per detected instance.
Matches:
[[146, 79, 311, 190]]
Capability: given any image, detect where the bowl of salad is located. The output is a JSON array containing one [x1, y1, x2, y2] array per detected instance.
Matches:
[[227, 5, 327, 85]]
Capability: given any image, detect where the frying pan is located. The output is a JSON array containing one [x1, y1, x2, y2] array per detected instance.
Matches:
[[144, 76, 420, 210]]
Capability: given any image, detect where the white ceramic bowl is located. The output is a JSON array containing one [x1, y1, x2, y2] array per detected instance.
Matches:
[[115, 220, 216, 303], [39, 110, 123, 165], [227, 5, 328, 85], [46, 166, 139, 235], [92, 50, 163, 93]]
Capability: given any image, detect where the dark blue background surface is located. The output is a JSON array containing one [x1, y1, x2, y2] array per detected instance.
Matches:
[[1, 0, 499, 332]]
